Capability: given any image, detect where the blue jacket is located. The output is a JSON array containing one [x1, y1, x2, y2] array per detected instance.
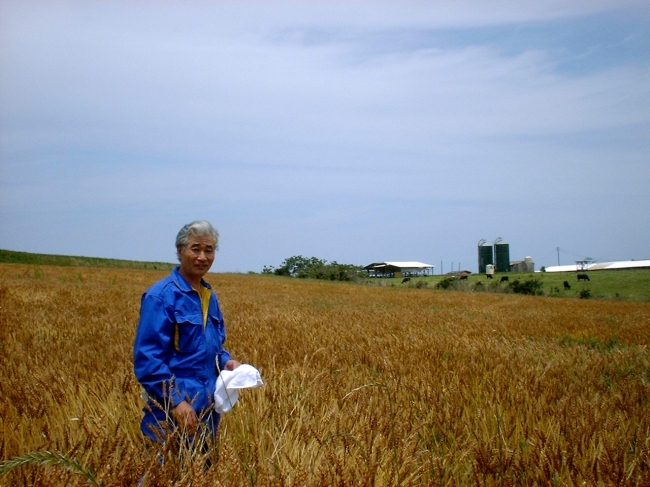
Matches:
[[133, 267, 232, 438]]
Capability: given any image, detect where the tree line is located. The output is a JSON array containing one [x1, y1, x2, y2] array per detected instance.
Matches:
[[262, 255, 363, 282]]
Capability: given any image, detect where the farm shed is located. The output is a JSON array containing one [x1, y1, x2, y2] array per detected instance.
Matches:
[[510, 256, 534, 273], [364, 261, 435, 278]]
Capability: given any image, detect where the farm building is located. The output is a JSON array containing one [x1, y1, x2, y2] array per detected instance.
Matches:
[[364, 261, 435, 278], [541, 260, 650, 273], [510, 256, 534, 273]]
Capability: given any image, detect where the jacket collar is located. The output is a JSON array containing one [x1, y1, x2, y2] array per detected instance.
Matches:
[[172, 266, 212, 292]]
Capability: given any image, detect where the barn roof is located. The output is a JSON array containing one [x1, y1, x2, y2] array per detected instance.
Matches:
[[364, 261, 434, 270], [541, 260, 650, 272]]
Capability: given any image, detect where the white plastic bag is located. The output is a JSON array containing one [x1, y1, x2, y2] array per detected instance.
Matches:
[[214, 364, 263, 413]]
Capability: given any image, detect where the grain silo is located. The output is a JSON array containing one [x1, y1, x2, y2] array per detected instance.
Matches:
[[477, 239, 494, 274], [493, 237, 510, 273]]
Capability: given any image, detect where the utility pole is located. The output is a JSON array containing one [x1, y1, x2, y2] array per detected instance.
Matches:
[[557, 247, 560, 266]]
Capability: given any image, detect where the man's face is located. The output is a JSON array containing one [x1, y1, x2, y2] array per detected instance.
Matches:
[[177, 234, 216, 283]]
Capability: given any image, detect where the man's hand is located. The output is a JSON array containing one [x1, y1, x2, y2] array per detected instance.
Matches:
[[172, 401, 198, 435], [224, 359, 241, 370]]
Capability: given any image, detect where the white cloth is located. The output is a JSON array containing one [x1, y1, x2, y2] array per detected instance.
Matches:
[[214, 364, 264, 413]]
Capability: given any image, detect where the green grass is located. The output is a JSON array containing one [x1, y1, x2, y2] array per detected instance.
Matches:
[[0, 249, 176, 271], [373, 268, 650, 302]]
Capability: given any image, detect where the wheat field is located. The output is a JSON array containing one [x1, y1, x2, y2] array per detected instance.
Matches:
[[1, 263, 650, 486]]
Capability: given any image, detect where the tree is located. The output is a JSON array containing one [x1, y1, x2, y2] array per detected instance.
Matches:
[[263, 256, 363, 281], [272, 255, 326, 278]]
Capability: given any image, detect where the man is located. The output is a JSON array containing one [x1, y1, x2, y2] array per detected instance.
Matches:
[[133, 220, 240, 445]]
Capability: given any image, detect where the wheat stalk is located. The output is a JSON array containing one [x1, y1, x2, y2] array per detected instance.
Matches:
[[0, 450, 103, 487]]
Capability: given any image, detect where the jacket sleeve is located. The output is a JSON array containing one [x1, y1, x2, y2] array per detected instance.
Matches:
[[133, 293, 184, 407], [217, 348, 232, 372]]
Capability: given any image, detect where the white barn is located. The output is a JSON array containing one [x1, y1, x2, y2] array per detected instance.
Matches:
[[541, 260, 650, 273]]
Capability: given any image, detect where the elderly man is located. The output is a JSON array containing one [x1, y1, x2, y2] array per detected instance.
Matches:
[[133, 220, 240, 445]]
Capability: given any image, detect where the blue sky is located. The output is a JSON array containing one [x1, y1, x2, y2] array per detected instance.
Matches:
[[1, 1, 649, 273]]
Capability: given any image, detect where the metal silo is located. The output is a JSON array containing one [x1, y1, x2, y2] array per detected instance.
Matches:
[[493, 237, 510, 273], [477, 239, 494, 274]]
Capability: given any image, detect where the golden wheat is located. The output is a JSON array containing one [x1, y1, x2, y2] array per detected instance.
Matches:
[[1, 264, 649, 486]]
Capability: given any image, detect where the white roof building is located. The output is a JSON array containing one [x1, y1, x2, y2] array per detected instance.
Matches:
[[541, 260, 650, 273]]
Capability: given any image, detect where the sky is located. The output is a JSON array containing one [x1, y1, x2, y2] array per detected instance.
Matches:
[[1, 0, 649, 273]]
